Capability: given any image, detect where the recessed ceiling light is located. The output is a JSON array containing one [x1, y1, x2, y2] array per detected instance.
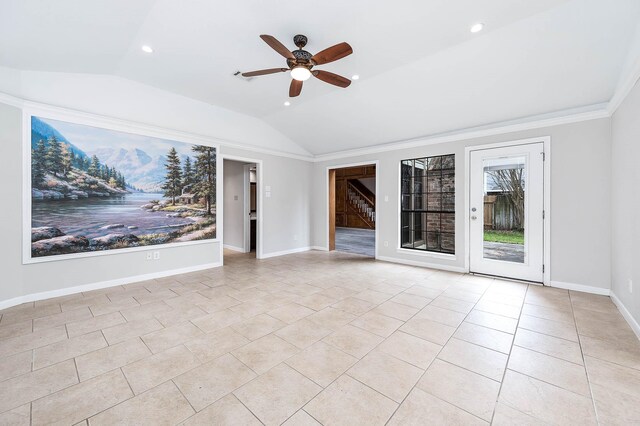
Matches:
[[141, 45, 153, 53], [470, 23, 484, 33], [352, 75, 360, 80], [284, 101, 291, 106]]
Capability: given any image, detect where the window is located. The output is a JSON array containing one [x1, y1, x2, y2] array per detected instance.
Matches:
[[401, 155, 455, 254]]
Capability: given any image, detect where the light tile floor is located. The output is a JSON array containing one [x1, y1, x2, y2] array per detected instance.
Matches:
[[1, 250, 639, 425]]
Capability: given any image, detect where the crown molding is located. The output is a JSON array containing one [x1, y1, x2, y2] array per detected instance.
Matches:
[[607, 56, 640, 116], [0, 91, 615, 164], [0, 91, 315, 162], [312, 104, 610, 162]]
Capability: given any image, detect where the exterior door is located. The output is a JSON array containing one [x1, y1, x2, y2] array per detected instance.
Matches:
[[469, 143, 545, 282]]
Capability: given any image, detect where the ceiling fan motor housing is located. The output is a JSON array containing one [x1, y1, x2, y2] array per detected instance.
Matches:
[[293, 34, 308, 48], [288, 49, 315, 69]]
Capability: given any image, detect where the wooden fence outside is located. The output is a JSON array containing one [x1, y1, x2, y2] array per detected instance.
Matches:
[[484, 194, 520, 230]]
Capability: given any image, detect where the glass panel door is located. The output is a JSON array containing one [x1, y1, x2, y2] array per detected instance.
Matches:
[[469, 143, 544, 282]]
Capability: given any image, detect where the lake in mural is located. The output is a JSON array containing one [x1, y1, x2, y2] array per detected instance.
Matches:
[[29, 116, 216, 259]]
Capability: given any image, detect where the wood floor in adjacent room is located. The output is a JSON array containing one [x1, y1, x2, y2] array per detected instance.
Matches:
[[0, 250, 639, 425]]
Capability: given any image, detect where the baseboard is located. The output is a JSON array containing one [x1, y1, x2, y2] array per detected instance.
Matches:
[[223, 244, 245, 253], [310, 246, 329, 251], [0, 262, 221, 311], [549, 280, 610, 296], [376, 255, 467, 273], [259, 246, 311, 259], [610, 291, 640, 339]]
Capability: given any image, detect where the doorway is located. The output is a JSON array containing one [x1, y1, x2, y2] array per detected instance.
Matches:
[[328, 163, 377, 257], [222, 158, 259, 257], [468, 141, 546, 282]]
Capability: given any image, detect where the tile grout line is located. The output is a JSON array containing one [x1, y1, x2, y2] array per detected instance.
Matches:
[[382, 277, 498, 425], [490, 284, 530, 424], [296, 281, 456, 421], [569, 290, 602, 425]]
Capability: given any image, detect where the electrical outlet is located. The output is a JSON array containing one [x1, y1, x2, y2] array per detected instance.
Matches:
[[384, 241, 389, 247], [145, 252, 152, 261], [153, 251, 160, 260], [234, 195, 238, 201], [629, 279, 633, 294]]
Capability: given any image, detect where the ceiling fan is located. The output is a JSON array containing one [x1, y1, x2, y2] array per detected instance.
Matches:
[[242, 34, 353, 97]]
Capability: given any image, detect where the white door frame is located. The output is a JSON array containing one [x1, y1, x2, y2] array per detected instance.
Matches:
[[464, 137, 551, 285], [242, 164, 252, 253], [325, 160, 379, 258], [221, 155, 264, 261]]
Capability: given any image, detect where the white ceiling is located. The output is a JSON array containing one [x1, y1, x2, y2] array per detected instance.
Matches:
[[1, 0, 639, 155]]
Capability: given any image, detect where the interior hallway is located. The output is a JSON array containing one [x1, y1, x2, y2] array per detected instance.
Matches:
[[335, 227, 375, 257], [0, 250, 637, 424]]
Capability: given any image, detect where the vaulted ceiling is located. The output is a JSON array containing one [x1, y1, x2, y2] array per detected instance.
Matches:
[[1, 0, 639, 155]]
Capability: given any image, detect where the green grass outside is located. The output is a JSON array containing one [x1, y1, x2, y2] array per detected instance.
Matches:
[[484, 230, 524, 245]]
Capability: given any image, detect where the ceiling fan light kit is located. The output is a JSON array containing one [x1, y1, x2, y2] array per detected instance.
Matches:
[[291, 66, 311, 81], [242, 34, 353, 97]]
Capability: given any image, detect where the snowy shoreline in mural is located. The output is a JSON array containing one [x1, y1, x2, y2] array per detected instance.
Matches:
[[29, 116, 216, 258]]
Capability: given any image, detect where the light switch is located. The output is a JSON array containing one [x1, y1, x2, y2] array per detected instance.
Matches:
[[384, 195, 389, 202], [265, 185, 271, 192], [265, 191, 271, 198], [234, 195, 238, 201]]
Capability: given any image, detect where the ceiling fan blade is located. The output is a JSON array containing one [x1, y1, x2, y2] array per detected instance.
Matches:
[[242, 68, 288, 77], [313, 70, 351, 88], [311, 42, 353, 65], [260, 35, 295, 60], [289, 79, 303, 97]]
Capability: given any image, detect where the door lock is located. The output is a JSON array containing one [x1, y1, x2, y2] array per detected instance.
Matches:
[[471, 215, 477, 220], [471, 207, 477, 212]]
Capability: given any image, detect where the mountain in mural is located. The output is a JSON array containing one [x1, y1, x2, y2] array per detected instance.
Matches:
[[86, 147, 167, 193], [31, 116, 88, 162]]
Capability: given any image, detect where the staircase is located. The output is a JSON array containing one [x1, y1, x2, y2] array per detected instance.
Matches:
[[346, 180, 375, 229]]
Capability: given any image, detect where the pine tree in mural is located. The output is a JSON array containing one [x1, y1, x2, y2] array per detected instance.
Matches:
[[182, 156, 195, 189], [31, 139, 47, 187], [88, 155, 100, 177], [162, 147, 182, 205], [61, 144, 72, 177], [192, 145, 216, 215], [45, 136, 63, 176]]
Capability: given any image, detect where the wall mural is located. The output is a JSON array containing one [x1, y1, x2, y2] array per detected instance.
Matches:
[[28, 115, 217, 260]]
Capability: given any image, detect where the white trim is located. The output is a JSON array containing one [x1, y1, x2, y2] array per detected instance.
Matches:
[[313, 105, 608, 162], [260, 246, 311, 259], [610, 291, 640, 339], [3, 91, 614, 164], [464, 137, 551, 285], [223, 244, 245, 252], [396, 248, 456, 260], [221, 154, 264, 259], [0, 91, 314, 161], [23, 108, 221, 264], [311, 246, 329, 251], [0, 262, 221, 311], [243, 164, 251, 253], [376, 255, 467, 273], [608, 52, 640, 115], [550, 280, 610, 296], [325, 161, 379, 258]]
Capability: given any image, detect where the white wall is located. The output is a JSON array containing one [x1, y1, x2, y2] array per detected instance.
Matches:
[[0, 66, 311, 158], [0, 101, 221, 305], [223, 160, 248, 251], [221, 146, 312, 257], [611, 79, 640, 328], [0, 71, 314, 306], [312, 119, 612, 291]]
